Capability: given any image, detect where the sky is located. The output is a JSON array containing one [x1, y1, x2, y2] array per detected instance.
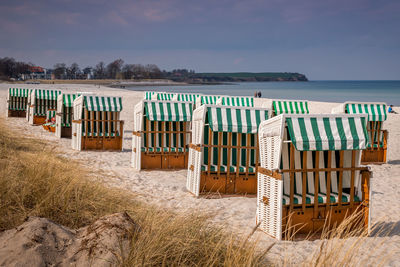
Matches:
[[0, 0, 399, 80]]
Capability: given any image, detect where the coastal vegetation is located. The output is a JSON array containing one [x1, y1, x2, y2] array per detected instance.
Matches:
[[0, 120, 266, 266], [0, 56, 308, 83]]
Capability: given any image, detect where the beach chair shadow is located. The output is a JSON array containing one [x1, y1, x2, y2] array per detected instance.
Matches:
[[370, 221, 400, 237]]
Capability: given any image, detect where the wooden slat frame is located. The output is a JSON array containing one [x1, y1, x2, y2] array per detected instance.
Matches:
[[152, 120, 156, 152], [326, 151, 332, 209], [236, 133, 241, 178], [169, 121, 172, 153], [217, 132, 222, 176], [183, 122, 187, 155], [289, 143, 295, 213], [146, 117, 150, 149], [350, 150, 356, 208], [207, 126, 212, 176], [314, 151, 320, 216], [245, 133, 250, 177], [140, 121, 191, 154], [338, 150, 344, 207], [227, 132, 232, 177], [302, 151, 307, 211], [282, 147, 369, 210], [201, 134, 258, 174]]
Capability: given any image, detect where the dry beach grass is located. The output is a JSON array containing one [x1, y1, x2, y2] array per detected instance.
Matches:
[[0, 120, 267, 266]]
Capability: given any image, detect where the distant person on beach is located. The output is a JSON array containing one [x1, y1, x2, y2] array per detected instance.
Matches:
[[388, 105, 397, 114], [254, 91, 258, 98], [258, 91, 262, 98]]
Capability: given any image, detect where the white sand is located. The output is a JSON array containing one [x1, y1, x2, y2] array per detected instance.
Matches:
[[1, 83, 399, 265]]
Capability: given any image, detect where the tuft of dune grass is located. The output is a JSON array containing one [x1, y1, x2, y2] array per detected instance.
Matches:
[[0, 120, 138, 230], [0, 119, 268, 266]]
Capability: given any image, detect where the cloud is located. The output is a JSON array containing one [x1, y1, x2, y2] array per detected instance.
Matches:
[[233, 57, 244, 65], [105, 10, 129, 26]]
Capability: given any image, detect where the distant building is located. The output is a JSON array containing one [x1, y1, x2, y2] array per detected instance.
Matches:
[[22, 66, 53, 80]]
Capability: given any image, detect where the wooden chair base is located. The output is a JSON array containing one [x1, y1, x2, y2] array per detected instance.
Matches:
[[200, 173, 257, 195], [281, 203, 368, 239], [8, 110, 26, 118], [361, 148, 387, 164], [141, 152, 188, 170], [33, 116, 46, 125], [81, 137, 122, 151], [61, 127, 72, 138]]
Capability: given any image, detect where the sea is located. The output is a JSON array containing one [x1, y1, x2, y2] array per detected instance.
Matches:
[[125, 80, 400, 105]]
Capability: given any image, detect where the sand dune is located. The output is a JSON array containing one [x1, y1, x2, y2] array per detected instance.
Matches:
[[1, 83, 399, 265]]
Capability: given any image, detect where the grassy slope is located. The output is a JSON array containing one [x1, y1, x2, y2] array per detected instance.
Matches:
[[0, 120, 267, 266]]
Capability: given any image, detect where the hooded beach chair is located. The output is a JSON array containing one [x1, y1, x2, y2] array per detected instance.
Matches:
[[332, 102, 387, 164], [173, 93, 202, 102], [156, 92, 176, 101], [256, 114, 372, 240], [144, 91, 156, 100], [131, 100, 193, 170], [55, 93, 88, 138], [217, 95, 271, 108], [216, 96, 255, 107], [143, 91, 175, 101], [271, 99, 310, 117], [27, 89, 61, 125], [6, 88, 31, 117], [186, 105, 271, 195], [194, 95, 226, 109], [71, 95, 124, 151], [42, 109, 56, 132]]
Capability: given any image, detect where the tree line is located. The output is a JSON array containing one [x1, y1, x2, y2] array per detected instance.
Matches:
[[0, 57, 32, 80], [0, 57, 195, 80]]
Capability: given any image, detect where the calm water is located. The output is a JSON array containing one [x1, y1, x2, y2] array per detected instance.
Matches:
[[126, 80, 400, 105]]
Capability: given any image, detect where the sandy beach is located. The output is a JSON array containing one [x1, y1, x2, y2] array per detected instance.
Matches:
[[1, 83, 399, 266]]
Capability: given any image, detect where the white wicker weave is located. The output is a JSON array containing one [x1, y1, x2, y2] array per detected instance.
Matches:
[[131, 101, 144, 170], [186, 106, 207, 196]]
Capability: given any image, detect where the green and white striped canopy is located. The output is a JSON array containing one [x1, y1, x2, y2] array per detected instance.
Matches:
[[84, 96, 123, 112], [144, 91, 155, 100], [9, 88, 30, 97], [273, 100, 309, 115], [286, 115, 369, 151], [220, 96, 254, 107], [207, 107, 269, 133], [201, 95, 220, 105], [35, 89, 61, 100], [144, 101, 193, 121], [176, 93, 200, 102], [63, 94, 78, 107], [345, 103, 387, 122], [157, 92, 175, 101], [46, 110, 56, 120]]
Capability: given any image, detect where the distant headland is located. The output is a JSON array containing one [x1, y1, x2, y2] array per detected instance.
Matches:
[[171, 72, 308, 84]]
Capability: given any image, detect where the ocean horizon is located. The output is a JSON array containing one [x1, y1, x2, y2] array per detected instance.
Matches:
[[125, 80, 400, 105]]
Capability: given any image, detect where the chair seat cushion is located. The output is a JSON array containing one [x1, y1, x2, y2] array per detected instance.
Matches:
[[282, 193, 360, 205], [141, 147, 188, 153], [201, 164, 256, 173]]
